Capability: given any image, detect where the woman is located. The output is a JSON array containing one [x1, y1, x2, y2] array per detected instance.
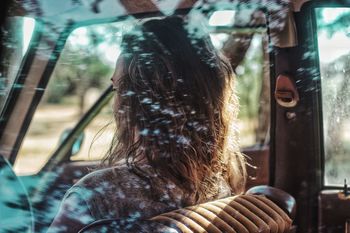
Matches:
[[48, 16, 246, 233]]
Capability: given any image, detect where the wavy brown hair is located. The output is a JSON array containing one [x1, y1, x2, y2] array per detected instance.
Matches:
[[103, 16, 246, 202]]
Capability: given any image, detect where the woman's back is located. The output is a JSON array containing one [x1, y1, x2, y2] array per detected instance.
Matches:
[[48, 164, 231, 232]]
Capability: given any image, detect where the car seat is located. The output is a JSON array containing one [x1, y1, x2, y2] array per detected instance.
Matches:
[[79, 185, 296, 233]]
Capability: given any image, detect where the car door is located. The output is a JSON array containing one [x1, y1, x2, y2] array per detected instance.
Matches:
[[269, 1, 350, 232]]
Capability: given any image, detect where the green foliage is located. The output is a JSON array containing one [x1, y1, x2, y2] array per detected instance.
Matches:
[[45, 26, 116, 104], [236, 35, 263, 120], [316, 8, 350, 37], [46, 50, 112, 103], [46, 74, 72, 103]]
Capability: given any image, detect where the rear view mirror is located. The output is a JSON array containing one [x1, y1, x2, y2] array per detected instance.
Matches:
[[59, 128, 85, 156]]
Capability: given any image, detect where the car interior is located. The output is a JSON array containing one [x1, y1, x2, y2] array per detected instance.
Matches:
[[0, 0, 350, 232]]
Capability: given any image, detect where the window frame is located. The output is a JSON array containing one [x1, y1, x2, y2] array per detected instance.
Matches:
[[310, 2, 350, 189], [0, 16, 41, 161]]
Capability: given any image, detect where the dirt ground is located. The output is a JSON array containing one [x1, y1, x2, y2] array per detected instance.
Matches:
[[13, 103, 257, 175], [13, 102, 114, 175]]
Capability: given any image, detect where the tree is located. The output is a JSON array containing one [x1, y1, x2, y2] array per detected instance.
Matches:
[[222, 9, 270, 145], [223, 32, 268, 144], [45, 24, 120, 115], [316, 9, 350, 37]]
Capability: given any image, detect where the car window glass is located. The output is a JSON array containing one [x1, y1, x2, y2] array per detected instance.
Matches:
[[70, 96, 114, 161], [0, 17, 35, 112], [13, 21, 126, 175], [71, 13, 271, 164], [210, 20, 270, 147], [234, 34, 270, 148], [316, 7, 350, 186], [14, 11, 270, 175]]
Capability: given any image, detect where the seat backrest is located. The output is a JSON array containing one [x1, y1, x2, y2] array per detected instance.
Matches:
[[151, 194, 292, 233], [79, 185, 296, 233]]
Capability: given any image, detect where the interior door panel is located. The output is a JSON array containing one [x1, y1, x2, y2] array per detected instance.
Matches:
[[318, 190, 350, 233], [242, 146, 270, 190]]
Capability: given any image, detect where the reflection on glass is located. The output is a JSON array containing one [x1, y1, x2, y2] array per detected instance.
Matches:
[[0, 17, 36, 112], [14, 22, 121, 175], [316, 7, 350, 186], [209, 10, 236, 26], [22, 17, 35, 55]]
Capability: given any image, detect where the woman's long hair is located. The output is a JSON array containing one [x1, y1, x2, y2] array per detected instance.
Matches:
[[103, 16, 246, 203]]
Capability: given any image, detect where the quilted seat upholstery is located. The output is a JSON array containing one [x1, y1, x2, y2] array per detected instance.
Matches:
[[151, 194, 292, 233], [79, 186, 295, 233]]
